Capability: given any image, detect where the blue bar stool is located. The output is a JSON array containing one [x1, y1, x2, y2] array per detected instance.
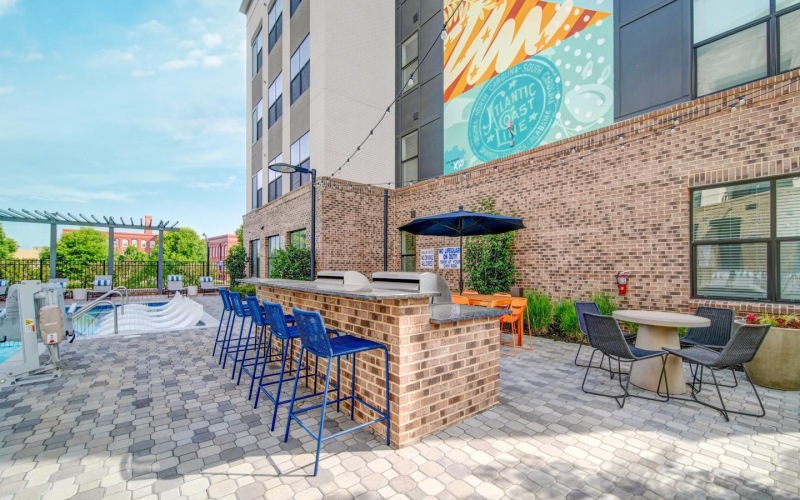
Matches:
[[222, 292, 253, 373], [255, 301, 337, 432], [238, 296, 282, 399], [213, 289, 235, 362], [285, 307, 390, 476]]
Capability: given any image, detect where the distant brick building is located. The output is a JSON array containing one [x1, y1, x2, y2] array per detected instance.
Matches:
[[207, 234, 238, 267], [62, 216, 158, 254]]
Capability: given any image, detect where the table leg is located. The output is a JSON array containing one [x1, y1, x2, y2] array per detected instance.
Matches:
[[629, 324, 686, 395]]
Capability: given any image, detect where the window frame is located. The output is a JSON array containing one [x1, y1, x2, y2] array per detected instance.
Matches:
[[290, 0, 302, 16], [400, 231, 417, 271], [401, 32, 418, 92], [268, 73, 283, 127], [249, 239, 261, 278], [692, 0, 800, 96], [251, 27, 263, 78], [268, 0, 283, 52], [690, 174, 800, 303], [251, 169, 263, 209], [267, 235, 280, 278], [289, 229, 307, 248], [400, 131, 419, 186], [289, 131, 311, 191], [290, 35, 310, 104], [267, 154, 283, 202], [252, 99, 263, 144]]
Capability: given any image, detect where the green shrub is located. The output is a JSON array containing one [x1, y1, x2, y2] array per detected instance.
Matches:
[[225, 245, 246, 286], [525, 290, 552, 333], [230, 284, 256, 297], [463, 199, 518, 294], [269, 245, 311, 280], [554, 298, 580, 338], [590, 291, 617, 316]]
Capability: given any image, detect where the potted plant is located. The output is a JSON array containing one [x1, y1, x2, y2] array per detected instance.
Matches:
[[740, 313, 800, 391]]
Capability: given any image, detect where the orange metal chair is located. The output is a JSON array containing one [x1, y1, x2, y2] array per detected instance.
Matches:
[[452, 296, 470, 305], [462, 290, 478, 295], [499, 298, 534, 355], [493, 292, 512, 297]]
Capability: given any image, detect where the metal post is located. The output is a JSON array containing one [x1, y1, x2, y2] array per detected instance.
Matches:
[[108, 227, 115, 280], [383, 189, 389, 271], [157, 230, 164, 294], [49, 224, 57, 279], [310, 169, 316, 281]]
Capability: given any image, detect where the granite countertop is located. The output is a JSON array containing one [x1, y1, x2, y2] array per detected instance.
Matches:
[[240, 278, 440, 301], [429, 304, 507, 324]]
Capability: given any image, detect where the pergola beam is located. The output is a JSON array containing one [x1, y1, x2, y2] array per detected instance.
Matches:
[[0, 209, 180, 231]]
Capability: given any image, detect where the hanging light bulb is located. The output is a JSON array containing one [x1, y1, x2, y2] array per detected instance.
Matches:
[[440, 28, 447, 40], [407, 75, 414, 87]]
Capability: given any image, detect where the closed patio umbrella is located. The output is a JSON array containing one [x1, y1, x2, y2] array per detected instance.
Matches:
[[398, 206, 525, 292]]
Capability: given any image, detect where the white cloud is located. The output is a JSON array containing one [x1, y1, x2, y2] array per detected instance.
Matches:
[[160, 58, 198, 71], [20, 51, 43, 62], [0, 85, 15, 95], [95, 47, 140, 65], [131, 69, 154, 78], [190, 175, 237, 190], [0, 0, 18, 16], [0, 185, 133, 204], [202, 33, 222, 48], [178, 40, 196, 49], [137, 19, 166, 33], [151, 117, 243, 142], [202, 56, 223, 68]]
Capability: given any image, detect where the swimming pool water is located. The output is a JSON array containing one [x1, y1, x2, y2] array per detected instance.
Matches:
[[72, 302, 167, 337], [0, 341, 22, 363]]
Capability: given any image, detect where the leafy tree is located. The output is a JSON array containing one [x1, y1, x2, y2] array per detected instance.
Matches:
[[40, 228, 107, 262], [235, 224, 243, 246], [463, 198, 518, 294], [117, 244, 147, 262], [269, 245, 311, 280], [226, 244, 246, 286], [0, 223, 19, 260], [149, 227, 206, 262]]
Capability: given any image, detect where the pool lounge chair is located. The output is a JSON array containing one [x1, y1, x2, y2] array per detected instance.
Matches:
[[88, 275, 113, 299], [166, 275, 185, 296], [48, 278, 72, 299], [0, 280, 8, 301], [199, 276, 218, 294]]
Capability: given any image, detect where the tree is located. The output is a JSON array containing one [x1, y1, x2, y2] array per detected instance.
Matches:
[[0, 223, 18, 260], [269, 245, 311, 280], [118, 244, 147, 262], [149, 227, 206, 262], [463, 198, 518, 294], [40, 228, 107, 262], [226, 244, 246, 286]]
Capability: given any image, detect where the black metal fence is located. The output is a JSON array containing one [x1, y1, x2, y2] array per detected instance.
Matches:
[[0, 260, 228, 289]]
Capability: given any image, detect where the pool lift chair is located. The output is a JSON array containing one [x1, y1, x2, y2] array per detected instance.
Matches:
[[0, 280, 70, 387]]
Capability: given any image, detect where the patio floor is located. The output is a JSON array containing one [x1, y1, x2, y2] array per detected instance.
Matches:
[[1, 295, 799, 499]]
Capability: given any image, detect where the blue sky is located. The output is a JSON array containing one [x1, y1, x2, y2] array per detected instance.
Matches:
[[0, 0, 244, 248]]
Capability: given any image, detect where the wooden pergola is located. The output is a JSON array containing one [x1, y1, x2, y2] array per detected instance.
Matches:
[[0, 208, 180, 294]]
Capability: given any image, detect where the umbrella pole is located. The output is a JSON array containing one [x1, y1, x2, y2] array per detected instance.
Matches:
[[459, 233, 463, 293]]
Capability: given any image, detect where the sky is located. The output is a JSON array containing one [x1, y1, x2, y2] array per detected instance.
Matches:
[[0, 0, 245, 248]]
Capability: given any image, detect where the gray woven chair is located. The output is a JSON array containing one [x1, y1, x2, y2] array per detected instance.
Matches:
[[664, 323, 771, 421], [575, 302, 636, 376], [581, 313, 669, 408], [680, 306, 738, 388]]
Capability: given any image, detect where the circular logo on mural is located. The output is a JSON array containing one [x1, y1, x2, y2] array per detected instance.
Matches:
[[467, 57, 562, 162]]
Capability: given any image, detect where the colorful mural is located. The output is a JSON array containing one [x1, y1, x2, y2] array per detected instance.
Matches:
[[443, 0, 614, 173]]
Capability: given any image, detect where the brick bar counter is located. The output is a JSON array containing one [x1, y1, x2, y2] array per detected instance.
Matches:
[[242, 278, 506, 447]]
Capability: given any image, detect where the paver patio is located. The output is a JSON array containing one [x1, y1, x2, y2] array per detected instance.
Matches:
[[1, 296, 798, 499]]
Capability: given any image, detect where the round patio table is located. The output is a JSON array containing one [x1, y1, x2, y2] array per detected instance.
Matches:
[[612, 310, 710, 395]]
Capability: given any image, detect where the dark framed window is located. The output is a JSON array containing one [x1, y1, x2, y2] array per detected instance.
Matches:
[[693, 0, 800, 96], [290, 132, 311, 190], [249, 239, 261, 278], [289, 229, 307, 248], [290, 0, 302, 16], [401, 231, 416, 271], [290, 35, 310, 103], [268, 73, 283, 127], [401, 131, 418, 185], [691, 175, 800, 302], [401, 32, 418, 92], [251, 28, 262, 77], [268, 1, 282, 52], [251, 100, 263, 143], [251, 170, 263, 209], [267, 235, 280, 278], [268, 154, 283, 202]]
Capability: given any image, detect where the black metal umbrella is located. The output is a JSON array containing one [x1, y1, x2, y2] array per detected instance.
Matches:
[[398, 206, 525, 291]]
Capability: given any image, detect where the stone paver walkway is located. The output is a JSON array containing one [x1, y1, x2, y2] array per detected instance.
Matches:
[[1, 295, 798, 499]]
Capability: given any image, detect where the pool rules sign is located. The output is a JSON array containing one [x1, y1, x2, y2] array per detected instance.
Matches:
[[438, 247, 461, 269], [420, 249, 435, 269]]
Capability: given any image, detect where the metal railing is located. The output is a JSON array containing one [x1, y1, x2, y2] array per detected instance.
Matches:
[[71, 299, 119, 335]]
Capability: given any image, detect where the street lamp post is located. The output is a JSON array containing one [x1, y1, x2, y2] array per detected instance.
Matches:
[[268, 162, 316, 281], [202, 232, 210, 276]]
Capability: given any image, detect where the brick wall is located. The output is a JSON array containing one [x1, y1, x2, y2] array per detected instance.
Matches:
[[244, 70, 800, 315]]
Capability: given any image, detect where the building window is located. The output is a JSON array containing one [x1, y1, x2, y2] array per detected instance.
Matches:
[[267, 235, 280, 278], [114, 239, 118, 247], [290, 35, 310, 103], [122, 239, 128, 247], [691, 176, 800, 302], [290, 0, 302, 16], [268, 73, 283, 127], [268, 154, 283, 202], [268, 0, 282, 52], [149, 240, 155, 248], [290, 131, 311, 190], [141, 241, 146, 248], [252, 100, 263, 143], [693, 0, 800, 96], [250, 239, 261, 278], [251, 28, 263, 77], [252, 169, 263, 209], [401, 32, 418, 91], [401, 131, 419, 185], [289, 229, 306, 248], [401, 231, 416, 271]]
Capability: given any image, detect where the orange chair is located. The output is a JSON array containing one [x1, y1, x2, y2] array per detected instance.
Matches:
[[452, 296, 470, 305], [462, 290, 478, 295], [499, 298, 534, 355], [493, 292, 512, 297]]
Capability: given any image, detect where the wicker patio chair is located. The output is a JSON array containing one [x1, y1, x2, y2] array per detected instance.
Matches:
[[581, 313, 669, 408], [681, 307, 734, 349], [574, 302, 636, 369], [664, 323, 771, 421]]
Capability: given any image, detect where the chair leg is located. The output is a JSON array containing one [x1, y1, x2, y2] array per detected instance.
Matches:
[[269, 336, 292, 431], [284, 347, 305, 443], [312, 359, 334, 476], [384, 347, 391, 446], [679, 364, 765, 421], [212, 310, 227, 357], [350, 353, 357, 420], [253, 331, 274, 409], [574, 337, 586, 366], [518, 314, 534, 351]]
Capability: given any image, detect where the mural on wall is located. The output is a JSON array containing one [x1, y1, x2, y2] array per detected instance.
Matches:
[[443, 0, 614, 173]]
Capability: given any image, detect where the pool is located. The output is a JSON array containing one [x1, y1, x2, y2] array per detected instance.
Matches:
[[0, 341, 22, 364], [72, 302, 167, 338]]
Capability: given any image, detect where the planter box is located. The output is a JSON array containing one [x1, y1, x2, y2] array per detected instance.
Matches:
[[739, 321, 800, 391], [186, 286, 198, 296], [72, 288, 87, 301]]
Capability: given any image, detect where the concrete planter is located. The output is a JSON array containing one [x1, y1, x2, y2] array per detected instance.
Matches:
[[72, 288, 87, 301], [740, 322, 800, 391], [186, 286, 198, 296]]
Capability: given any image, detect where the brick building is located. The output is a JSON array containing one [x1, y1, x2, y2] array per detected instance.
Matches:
[[241, 1, 800, 315], [62, 215, 158, 255], [207, 233, 239, 267]]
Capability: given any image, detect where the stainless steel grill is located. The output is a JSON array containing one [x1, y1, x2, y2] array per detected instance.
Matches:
[[314, 271, 370, 287], [371, 272, 452, 304]]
